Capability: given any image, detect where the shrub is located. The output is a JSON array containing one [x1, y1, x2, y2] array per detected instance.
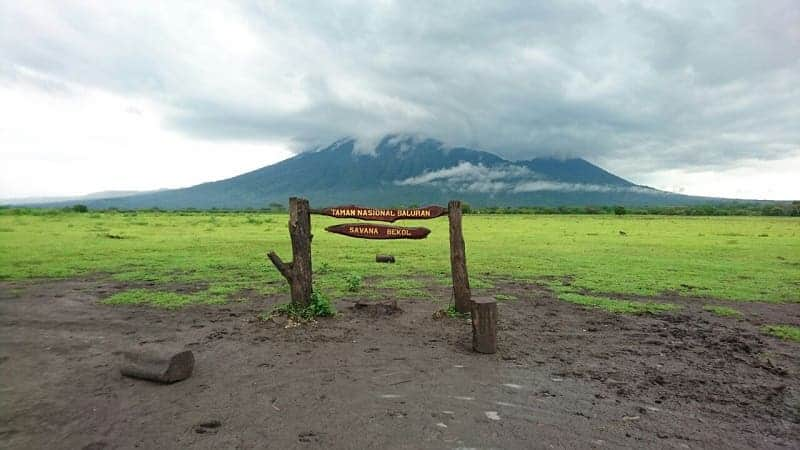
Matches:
[[308, 290, 335, 317], [72, 204, 88, 213], [345, 273, 362, 292], [445, 304, 469, 319], [265, 289, 335, 321], [613, 205, 627, 215]]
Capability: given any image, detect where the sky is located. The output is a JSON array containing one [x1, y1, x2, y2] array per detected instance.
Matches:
[[1, 0, 798, 200]]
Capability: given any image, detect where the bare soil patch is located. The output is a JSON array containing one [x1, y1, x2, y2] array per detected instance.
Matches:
[[1, 278, 798, 449]]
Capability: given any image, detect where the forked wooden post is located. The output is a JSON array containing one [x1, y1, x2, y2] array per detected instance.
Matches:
[[448, 200, 471, 313], [267, 197, 313, 307]]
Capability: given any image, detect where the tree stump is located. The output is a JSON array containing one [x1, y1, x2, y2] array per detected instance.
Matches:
[[375, 254, 395, 263], [120, 349, 194, 383], [471, 297, 497, 354], [448, 200, 471, 313], [268, 197, 313, 307]]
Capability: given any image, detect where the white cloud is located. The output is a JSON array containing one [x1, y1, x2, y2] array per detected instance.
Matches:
[[635, 155, 800, 201], [0, 0, 799, 199], [395, 162, 666, 195], [0, 80, 292, 197], [396, 162, 533, 186]]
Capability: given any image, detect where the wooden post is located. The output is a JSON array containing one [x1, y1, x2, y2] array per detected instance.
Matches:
[[471, 297, 497, 354], [448, 200, 471, 313], [267, 197, 313, 307]]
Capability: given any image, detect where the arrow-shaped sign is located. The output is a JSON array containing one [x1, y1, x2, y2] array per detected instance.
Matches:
[[313, 205, 446, 222], [325, 223, 431, 240]]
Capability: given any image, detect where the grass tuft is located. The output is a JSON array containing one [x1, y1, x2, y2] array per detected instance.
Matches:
[[344, 273, 363, 292], [263, 289, 335, 322], [762, 325, 800, 342], [445, 304, 469, 319], [560, 292, 678, 314], [102, 289, 195, 308], [703, 305, 743, 318]]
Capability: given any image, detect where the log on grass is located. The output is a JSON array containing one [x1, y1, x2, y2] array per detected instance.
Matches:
[[471, 297, 497, 354], [120, 349, 195, 383], [375, 254, 395, 263]]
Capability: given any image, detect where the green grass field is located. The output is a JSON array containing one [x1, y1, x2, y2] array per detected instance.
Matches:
[[1, 210, 798, 311]]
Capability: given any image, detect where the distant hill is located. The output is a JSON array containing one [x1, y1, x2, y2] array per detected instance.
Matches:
[[0, 190, 155, 206], [23, 135, 722, 209]]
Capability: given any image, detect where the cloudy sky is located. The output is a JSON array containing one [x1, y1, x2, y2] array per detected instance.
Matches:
[[1, 0, 798, 200]]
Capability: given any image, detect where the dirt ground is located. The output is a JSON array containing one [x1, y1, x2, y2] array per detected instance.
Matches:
[[1, 278, 798, 450]]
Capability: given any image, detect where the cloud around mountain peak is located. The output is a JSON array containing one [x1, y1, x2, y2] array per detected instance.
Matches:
[[394, 160, 659, 195]]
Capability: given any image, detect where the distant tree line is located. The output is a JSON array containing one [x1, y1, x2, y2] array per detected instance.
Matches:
[[1, 201, 799, 217], [460, 201, 800, 217]]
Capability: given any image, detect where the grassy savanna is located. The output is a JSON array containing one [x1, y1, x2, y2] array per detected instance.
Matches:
[[0, 210, 798, 310]]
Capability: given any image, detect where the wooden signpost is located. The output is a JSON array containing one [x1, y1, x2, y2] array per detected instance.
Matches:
[[268, 197, 494, 354], [447, 200, 471, 314], [325, 223, 430, 240]]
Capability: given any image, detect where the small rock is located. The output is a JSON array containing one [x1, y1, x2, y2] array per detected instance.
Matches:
[[485, 411, 501, 421], [194, 420, 221, 434]]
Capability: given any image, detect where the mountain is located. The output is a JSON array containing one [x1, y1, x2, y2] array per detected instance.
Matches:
[[24, 135, 717, 209]]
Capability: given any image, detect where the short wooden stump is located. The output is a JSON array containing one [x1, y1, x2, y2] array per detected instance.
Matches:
[[120, 348, 194, 383], [375, 254, 396, 263], [471, 297, 497, 354]]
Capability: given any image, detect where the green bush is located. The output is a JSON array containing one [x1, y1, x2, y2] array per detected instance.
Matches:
[[445, 304, 469, 319], [72, 204, 88, 213], [265, 289, 335, 321], [308, 290, 335, 317], [345, 273, 362, 292]]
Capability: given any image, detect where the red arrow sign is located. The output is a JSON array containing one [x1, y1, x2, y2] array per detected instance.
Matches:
[[325, 223, 431, 240]]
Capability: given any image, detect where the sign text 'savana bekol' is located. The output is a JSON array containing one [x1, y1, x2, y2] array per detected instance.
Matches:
[[324, 223, 431, 240]]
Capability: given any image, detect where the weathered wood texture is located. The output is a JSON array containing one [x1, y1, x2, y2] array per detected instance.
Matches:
[[471, 297, 497, 354], [313, 205, 447, 222], [375, 254, 396, 263], [448, 200, 471, 313], [325, 223, 430, 240], [267, 197, 313, 307], [120, 349, 195, 383]]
